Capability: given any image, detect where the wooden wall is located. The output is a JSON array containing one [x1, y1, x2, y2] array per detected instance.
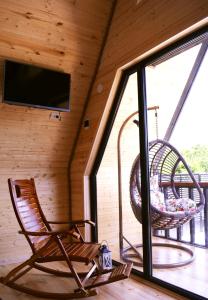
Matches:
[[71, 0, 208, 223], [0, 0, 114, 264]]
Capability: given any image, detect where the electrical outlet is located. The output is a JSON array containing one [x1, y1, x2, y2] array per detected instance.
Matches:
[[50, 111, 61, 121]]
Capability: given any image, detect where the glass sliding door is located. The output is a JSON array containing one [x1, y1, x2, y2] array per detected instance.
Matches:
[[92, 25, 207, 300], [96, 71, 145, 272], [145, 31, 208, 298]]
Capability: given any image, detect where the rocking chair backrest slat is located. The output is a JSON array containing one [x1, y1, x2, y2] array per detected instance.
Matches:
[[8, 178, 51, 253]]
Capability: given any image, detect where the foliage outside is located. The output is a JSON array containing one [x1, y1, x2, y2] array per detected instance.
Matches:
[[176, 144, 208, 173]]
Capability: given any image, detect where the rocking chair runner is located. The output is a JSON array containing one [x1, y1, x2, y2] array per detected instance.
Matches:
[[122, 139, 205, 268], [0, 178, 132, 299]]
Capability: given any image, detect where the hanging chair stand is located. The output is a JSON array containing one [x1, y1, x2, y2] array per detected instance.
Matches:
[[118, 111, 204, 269], [121, 240, 195, 269]]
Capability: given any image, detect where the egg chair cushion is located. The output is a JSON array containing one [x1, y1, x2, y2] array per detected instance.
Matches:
[[150, 175, 196, 213], [165, 198, 196, 213], [150, 175, 166, 211]]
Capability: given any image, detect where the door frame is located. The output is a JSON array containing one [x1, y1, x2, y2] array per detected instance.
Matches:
[[90, 25, 208, 300]]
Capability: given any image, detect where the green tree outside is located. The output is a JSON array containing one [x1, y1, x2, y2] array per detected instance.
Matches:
[[177, 144, 208, 173]]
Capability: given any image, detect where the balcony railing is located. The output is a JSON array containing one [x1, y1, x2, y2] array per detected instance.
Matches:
[[153, 174, 208, 248]]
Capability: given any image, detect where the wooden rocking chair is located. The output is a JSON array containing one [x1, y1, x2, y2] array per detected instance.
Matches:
[[0, 178, 132, 299]]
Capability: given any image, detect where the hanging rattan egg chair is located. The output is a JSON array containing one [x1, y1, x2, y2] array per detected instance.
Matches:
[[130, 139, 204, 229], [123, 139, 205, 268]]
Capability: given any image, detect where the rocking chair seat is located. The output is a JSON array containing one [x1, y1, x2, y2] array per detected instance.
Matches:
[[36, 239, 101, 264]]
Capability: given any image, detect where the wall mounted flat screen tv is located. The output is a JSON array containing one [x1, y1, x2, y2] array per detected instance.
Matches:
[[3, 60, 70, 111]]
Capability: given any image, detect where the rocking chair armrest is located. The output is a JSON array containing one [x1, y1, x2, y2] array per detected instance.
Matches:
[[18, 229, 81, 239], [48, 219, 96, 227]]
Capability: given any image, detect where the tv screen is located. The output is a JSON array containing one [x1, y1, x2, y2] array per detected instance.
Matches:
[[3, 60, 70, 111]]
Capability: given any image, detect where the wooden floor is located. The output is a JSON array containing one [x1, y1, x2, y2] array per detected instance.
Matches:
[[112, 237, 208, 299], [0, 261, 188, 300]]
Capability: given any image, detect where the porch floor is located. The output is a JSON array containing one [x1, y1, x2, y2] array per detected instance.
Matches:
[[112, 237, 208, 298]]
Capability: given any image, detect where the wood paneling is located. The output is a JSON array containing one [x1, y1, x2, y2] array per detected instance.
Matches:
[[71, 0, 208, 221], [0, 0, 114, 264]]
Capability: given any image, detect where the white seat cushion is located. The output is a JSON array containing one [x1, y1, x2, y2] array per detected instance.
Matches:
[[165, 198, 196, 212]]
